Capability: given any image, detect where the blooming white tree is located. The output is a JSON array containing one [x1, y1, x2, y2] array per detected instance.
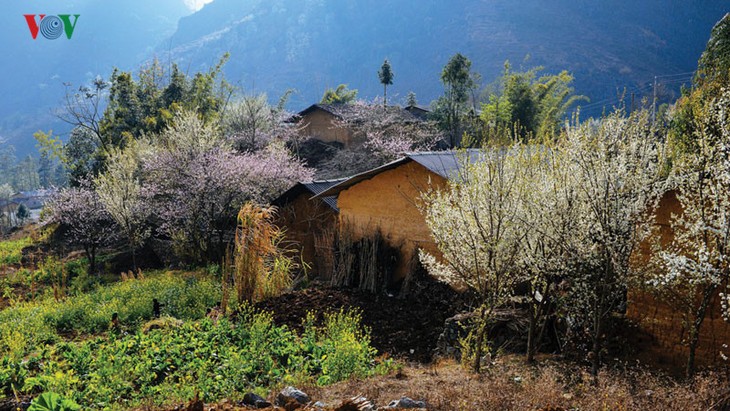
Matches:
[[563, 108, 664, 378], [649, 87, 730, 377], [420, 147, 528, 372], [517, 145, 582, 363], [95, 144, 150, 270]]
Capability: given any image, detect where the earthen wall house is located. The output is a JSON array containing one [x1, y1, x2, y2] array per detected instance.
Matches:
[[628, 190, 730, 369], [291, 104, 429, 149], [273, 179, 343, 278], [316, 154, 730, 368], [317, 151, 481, 280]]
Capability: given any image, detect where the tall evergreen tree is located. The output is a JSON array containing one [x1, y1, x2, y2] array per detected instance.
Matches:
[[378, 59, 394, 108]]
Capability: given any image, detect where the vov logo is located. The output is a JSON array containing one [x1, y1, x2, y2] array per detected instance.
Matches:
[[24, 14, 80, 40]]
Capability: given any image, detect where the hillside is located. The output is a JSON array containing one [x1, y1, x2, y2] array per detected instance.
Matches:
[[161, 0, 728, 113], [2, 1, 727, 156]]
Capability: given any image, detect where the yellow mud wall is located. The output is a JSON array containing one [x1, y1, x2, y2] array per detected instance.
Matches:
[[299, 111, 354, 146], [336, 161, 448, 280], [628, 190, 730, 369]]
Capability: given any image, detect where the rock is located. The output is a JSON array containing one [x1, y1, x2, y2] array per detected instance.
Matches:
[[276, 386, 310, 406], [435, 312, 475, 360], [335, 396, 374, 411], [242, 392, 272, 408], [387, 396, 426, 409], [313, 401, 327, 410]]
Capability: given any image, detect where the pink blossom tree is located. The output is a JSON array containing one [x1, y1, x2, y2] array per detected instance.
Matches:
[[143, 111, 312, 263], [45, 183, 118, 275]]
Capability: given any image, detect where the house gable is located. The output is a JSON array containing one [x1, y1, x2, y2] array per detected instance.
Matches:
[[335, 160, 448, 279]]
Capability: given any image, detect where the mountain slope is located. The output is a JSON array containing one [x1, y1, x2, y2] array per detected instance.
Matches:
[[162, 0, 727, 114]]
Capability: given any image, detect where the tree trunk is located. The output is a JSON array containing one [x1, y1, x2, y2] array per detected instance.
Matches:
[[686, 288, 715, 378], [89, 247, 97, 277], [472, 305, 489, 373], [686, 328, 698, 378], [383, 85, 387, 108], [526, 306, 537, 363], [591, 310, 602, 382]]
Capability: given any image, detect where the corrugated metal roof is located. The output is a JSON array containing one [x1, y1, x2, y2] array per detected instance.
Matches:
[[315, 150, 483, 198], [407, 150, 482, 179], [272, 178, 346, 212]]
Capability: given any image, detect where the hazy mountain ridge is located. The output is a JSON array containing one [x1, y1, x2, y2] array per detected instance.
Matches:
[[1, 0, 727, 155], [162, 0, 727, 112]]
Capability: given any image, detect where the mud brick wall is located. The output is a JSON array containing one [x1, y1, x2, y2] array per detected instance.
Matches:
[[628, 190, 730, 369], [336, 161, 447, 280]]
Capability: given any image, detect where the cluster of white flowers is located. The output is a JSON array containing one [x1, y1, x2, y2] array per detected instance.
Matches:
[[648, 87, 730, 327], [721, 290, 730, 323], [421, 108, 664, 368]]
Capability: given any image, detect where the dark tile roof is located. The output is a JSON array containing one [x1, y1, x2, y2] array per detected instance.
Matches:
[[315, 150, 483, 197], [272, 178, 346, 212], [291, 103, 424, 123], [404, 105, 431, 120]]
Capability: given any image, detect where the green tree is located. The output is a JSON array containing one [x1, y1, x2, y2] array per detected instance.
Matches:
[[12, 155, 40, 191], [61, 56, 230, 182], [435, 53, 475, 147], [0, 142, 16, 187], [378, 59, 394, 108], [15, 204, 30, 225], [670, 14, 730, 161], [34, 130, 66, 188], [696, 13, 730, 88], [64, 127, 99, 185], [321, 84, 358, 105], [406, 91, 418, 107], [475, 62, 586, 144]]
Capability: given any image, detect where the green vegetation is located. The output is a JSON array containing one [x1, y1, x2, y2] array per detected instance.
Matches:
[[28, 392, 80, 411], [0, 271, 221, 360], [321, 84, 358, 104], [0, 237, 32, 265], [0, 270, 384, 408], [378, 58, 394, 107]]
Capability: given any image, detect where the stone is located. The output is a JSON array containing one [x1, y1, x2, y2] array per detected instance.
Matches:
[[242, 392, 271, 408], [387, 396, 426, 408], [276, 386, 310, 406]]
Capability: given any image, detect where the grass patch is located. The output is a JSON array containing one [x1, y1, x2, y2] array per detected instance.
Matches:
[[0, 270, 222, 360], [0, 237, 33, 266]]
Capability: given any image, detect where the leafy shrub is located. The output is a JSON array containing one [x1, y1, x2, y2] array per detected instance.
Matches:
[[300, 309, 378, 385], [28, 392, 81, 411]]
